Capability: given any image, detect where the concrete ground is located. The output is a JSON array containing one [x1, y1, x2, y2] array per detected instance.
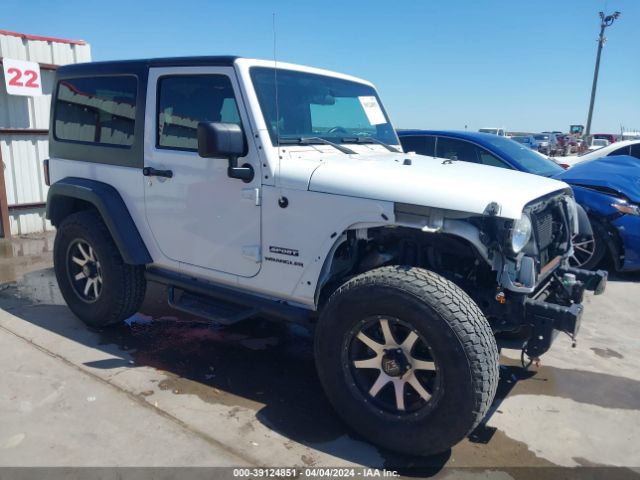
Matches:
[[1, 233, 639, 478]]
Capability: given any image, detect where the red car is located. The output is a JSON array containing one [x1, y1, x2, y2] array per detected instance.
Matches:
[[593, 133, 618, 144]]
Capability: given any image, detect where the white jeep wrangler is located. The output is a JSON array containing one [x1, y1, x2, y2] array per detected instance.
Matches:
[[45, 56, 606, 456]]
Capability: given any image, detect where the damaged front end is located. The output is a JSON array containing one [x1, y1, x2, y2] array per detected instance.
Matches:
[[336, 190, 606, 361], [522, 266, 607, 357], [490, 192, 608, 357]]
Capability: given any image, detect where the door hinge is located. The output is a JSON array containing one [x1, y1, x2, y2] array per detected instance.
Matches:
[[242, 187, 261, 206], [242, 245, 261, 262]]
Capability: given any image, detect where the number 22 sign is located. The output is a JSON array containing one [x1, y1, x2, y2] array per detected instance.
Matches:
[[2, 58, 43, 97]]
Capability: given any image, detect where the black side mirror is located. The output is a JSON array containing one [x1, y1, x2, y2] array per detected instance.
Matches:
[[197, 122, 254, 182]]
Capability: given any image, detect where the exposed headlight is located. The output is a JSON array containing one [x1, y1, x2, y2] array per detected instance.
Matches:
[[612, 200, 640, 216], [511, 213, 532, 253]]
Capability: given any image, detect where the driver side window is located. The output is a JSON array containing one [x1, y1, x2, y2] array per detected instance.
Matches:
[[478, 149, 512, 169], [436, 137, 478, 163], [157, 74, 241, 151]]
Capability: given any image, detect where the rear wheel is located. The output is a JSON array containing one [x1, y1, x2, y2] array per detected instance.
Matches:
[[54, 210, 146, 327], [314, 266, 499, 456]]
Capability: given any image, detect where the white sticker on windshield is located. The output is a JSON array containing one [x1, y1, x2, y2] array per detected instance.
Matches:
[[358, 96, 386, 125]]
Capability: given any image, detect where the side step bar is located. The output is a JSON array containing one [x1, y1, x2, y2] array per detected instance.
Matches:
[[145, 268, 312, 326], [168, 287, 259, 325]]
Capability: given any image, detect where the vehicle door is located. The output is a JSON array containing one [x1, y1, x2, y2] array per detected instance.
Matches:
[[143, 67, 262, 277]]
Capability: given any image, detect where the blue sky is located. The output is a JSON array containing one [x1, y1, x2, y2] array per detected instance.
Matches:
[[3, 0, 638, 133]]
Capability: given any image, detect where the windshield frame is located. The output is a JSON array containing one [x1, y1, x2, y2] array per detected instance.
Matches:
[[249, 66, 400, 148]]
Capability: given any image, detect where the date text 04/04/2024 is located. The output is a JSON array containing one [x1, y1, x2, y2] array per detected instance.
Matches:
[[232, 468, 399, 478]]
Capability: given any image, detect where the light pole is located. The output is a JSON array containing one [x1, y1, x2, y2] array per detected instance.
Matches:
[[585, 10, 621, 138]]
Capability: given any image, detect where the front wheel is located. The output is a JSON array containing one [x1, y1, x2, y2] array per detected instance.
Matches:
[[314, 266, 499, 456], [569, 223, 607, 270]]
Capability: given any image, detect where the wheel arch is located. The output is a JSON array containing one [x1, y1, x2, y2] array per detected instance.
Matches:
[[590, 214, 624, 271], [576, 203, 593, 236], [47, 177, 152, 265], [314, 221, 492, 309]]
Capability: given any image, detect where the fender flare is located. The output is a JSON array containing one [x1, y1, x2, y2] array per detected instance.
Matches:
[[312, 219, 492, 307], [46, 177, 152, 265]]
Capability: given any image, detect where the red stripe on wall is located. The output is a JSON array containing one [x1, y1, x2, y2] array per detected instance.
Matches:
[[0, 29, 86, 46]]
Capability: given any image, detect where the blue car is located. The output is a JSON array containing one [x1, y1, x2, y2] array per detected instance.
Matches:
[[398, 130, 640, 271], [558, 156, 640, 272]]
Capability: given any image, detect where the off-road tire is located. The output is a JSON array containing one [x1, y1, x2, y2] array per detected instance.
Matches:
[[314, 265, 499, 456], [53, 210, 146, 327]]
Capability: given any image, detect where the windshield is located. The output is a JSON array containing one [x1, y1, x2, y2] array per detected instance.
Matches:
[[534, 135, 549, 141], [250, 67, 398, 147], [479, 129, 498, 134], [486, 136, 564, 176]]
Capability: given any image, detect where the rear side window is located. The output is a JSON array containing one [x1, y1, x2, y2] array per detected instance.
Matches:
[[157, 75, 241, 151], [54, 76, 137, 147]]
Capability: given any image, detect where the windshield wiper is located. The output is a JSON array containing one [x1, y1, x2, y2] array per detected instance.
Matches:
[[278, 137, 356, 154], [341, 136, 400, 153]]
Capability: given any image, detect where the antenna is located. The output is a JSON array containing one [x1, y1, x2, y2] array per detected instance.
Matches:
[[273, 13, 280, 149], [272, 12, 284, 193]]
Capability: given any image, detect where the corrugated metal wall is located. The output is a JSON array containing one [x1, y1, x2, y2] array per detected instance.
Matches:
[[1, 134, 50, 234], [0, 31, 91, 236]]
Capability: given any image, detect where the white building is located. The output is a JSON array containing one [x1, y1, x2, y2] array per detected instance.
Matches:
[[0, 29, 91, 237]]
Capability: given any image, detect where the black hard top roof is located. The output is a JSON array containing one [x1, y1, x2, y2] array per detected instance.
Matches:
[[57, 56, 240, 76]]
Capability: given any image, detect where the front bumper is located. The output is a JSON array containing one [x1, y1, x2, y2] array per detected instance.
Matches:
[[523, 266, 607, 357]]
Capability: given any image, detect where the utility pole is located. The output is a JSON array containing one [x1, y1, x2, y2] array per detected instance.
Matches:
[[585, 10, 621, 138]]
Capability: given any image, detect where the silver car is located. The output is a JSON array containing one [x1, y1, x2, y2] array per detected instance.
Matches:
[[534, 133, 559, 156]]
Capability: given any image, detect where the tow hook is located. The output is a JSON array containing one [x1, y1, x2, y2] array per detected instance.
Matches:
[[521, 352, 542, 370]]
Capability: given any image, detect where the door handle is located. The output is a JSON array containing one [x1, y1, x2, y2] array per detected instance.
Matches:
[[143, 167, 173, 178]]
